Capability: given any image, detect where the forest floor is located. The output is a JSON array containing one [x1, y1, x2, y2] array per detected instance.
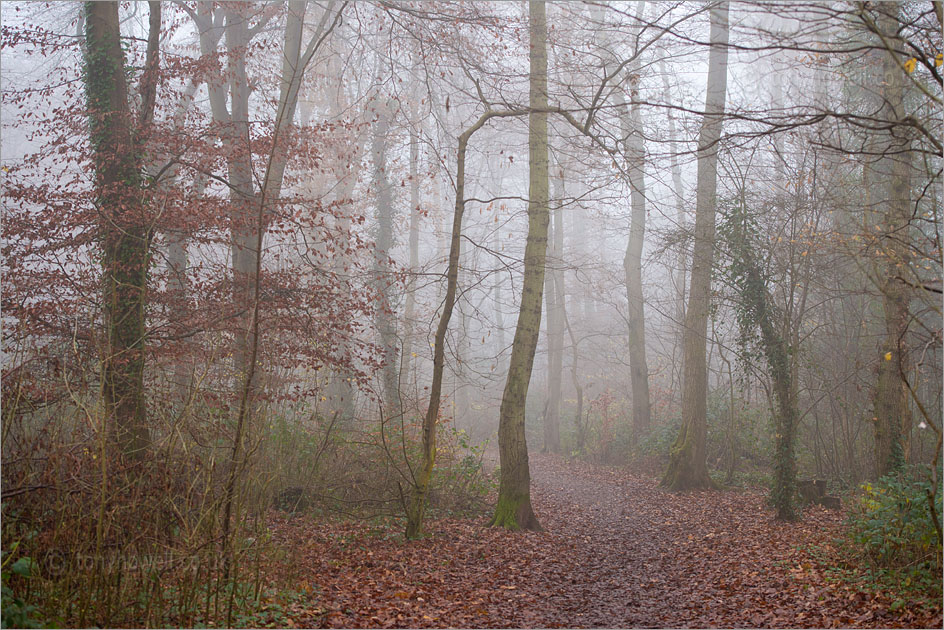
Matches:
[[263, 454, 943, 628]]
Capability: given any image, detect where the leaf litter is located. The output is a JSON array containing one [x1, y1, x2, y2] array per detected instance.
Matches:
[[263, 454, 942, 628]]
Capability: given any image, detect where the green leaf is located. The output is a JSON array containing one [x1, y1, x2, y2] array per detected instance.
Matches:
[[10, 558, 33, 578]]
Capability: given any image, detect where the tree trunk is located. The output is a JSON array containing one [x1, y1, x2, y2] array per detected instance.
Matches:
[[401, 104, 421, 402], [543, 168, 564, 453], [321, 46, 359, 425], [151, 74, 207, 405], [214, 1, 341, 395], [729, 202, 799, 520], [617, 79, 651, 438], [870, 6, 912, 479], [662, 1, 728, 491], [659, 61, 688, 403], [370, 98, 401, 421], [219, 0, 343, 575], [751, 271, 799, 521], [491, 0, 548, 531], [85, 0, 155, 459], [221, 7, 259, 393], [405, 109, 496, 538]]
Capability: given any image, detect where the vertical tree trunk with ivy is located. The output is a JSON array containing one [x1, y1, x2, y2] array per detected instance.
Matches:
[[491, 0, 547, 531], [85, 0, 159, 459], [724, 203, 799, 520], [662, 0, 728, 491], [870, 6, 913, 478], [754, 277, 799, 521]]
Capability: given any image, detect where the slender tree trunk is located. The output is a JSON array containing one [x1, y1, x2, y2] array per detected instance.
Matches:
[[85, 0, 157, 459], [405, 109, 497, 538], [491, 0, 548, 531], [325, 170, 358, 422], [219, 1, 343, 577], [729, 201, 799, 520], [149, 74, 207, 404], [616, 79, 651, 437], [220, 7, 259, 395], [750, 267, 798, 520], [662, 1, 728, 491], [214, 2, 341, 394], [543, 168, 564, 453], [370, 98, 401, 421], [401, 107, 421, 402], [757, 290, 799, 521], [321, 48, 359, 424]]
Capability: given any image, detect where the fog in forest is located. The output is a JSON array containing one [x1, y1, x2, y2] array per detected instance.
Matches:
[[1, 1, 941, 627]]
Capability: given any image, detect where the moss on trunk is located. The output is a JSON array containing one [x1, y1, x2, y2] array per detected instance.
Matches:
[[489, 489, 543, 531], [85, 0, 152, 459]]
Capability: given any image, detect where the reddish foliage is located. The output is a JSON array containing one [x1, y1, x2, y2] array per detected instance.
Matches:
[[263, 455, 941, 628], [1, 5, 385, 411]]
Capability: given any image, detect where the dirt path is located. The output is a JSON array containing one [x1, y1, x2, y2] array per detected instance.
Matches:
[[526, 455, 836, 627], [271, 454, 940, 628]]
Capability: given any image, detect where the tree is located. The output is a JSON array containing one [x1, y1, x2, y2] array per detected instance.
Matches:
[[370, 96, 401, 422], [217, 0, 346, 577], [662, 0, 729, 491], [615, 2, 652, 436], [405, 106, 520, 538], [543, 159, 564, 454], [84, 0, 161, 459], [491, 0, 548, 531], [721, 200, 799, 521], [867, 4, 914, 478]]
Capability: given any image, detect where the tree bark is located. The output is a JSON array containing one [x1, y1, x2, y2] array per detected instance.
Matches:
[[728, 201, 799, 520], [401, 101, 421, 402], [659, 61, 688, 402], [85, 0, 157, 459], [222, 6, 258, 391], [616, 74, 651, 437], [370, 98, 401, 422], [870, 5, 913, 478], [662, 1, 728, 491], [491, 0, 548, 531], [752, 271, 799, 521]]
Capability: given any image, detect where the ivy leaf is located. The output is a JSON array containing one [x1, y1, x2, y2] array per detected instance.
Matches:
[[10, 557, 33, 577]]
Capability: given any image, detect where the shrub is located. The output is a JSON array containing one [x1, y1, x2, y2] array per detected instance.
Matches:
[[636, 416, 681, 458], [430, 426, 494, 514], [847, 467, 943, 572], [1, 542, 41, 629]]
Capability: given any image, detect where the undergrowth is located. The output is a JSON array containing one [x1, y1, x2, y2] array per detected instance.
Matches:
[[806, 466, 942, 613]]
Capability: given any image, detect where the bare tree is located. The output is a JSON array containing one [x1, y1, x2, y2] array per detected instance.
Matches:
[[662, 0, 729, 491], [491, 0, 548, 531]]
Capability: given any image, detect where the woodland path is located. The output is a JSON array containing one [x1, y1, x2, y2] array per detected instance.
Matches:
[[269, 454, 940, 628]]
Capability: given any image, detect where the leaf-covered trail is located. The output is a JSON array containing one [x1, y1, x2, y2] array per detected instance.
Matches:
[[269, 455, 941, 628]]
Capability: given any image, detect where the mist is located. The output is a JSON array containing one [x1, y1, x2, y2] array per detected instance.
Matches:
[[1, 1, 941, 627]]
